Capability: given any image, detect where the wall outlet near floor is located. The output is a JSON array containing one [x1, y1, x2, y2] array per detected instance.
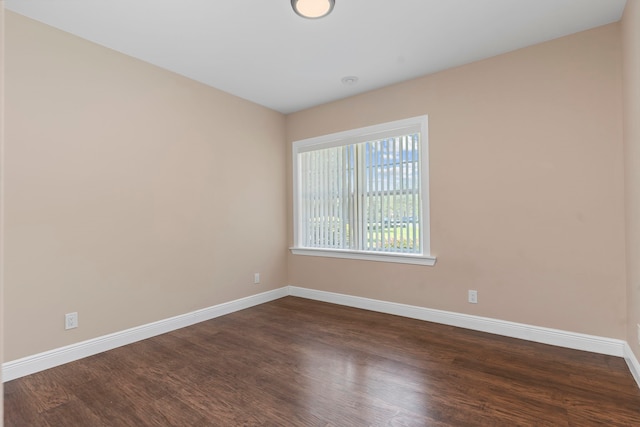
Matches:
[[65, 312, 78, 330], [254, 273, 260, 284], [468, 290, 478, 304]]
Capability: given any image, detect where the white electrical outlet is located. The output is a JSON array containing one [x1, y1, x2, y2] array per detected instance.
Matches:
[[254, 273, 260, 284], [468, 290, 478, 304], [65, 312, 78, 330]]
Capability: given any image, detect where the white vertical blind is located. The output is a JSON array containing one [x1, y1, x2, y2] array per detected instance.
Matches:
[[359, 135, 421, 254], [299, 146, 352, 249], [298, 132, 421, 254]]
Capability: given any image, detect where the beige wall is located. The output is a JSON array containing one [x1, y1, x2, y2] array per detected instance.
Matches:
[[1, 0, 5, 418], [4, 12, 288, 361], [624, 0, 640, 361], [287, 24, 626, 339]]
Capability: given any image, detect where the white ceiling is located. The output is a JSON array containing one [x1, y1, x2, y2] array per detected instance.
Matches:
[[5, 0, 628, 114]]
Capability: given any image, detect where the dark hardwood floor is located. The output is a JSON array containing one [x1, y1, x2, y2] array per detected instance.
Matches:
[[4, 296, 640, 426]]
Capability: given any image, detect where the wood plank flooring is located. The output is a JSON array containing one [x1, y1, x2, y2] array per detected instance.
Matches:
[[5, 296, 640, 426]]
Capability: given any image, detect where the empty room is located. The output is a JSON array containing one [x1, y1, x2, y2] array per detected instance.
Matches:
[[2, 0, 640, 425]]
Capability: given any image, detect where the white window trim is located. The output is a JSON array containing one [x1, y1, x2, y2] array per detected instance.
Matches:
[[290, 247, 436, 266], [291, 115, 436, 266]]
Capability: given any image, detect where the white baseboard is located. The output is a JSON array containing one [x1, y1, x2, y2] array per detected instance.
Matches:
[[4, 285, 637, 389], [2, 287, 289, 382], [288, 286, 627, 358], [624, 343, 640, 387]]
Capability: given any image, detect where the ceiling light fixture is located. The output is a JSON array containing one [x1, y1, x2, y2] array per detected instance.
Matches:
[[291, 0, 335, 19]]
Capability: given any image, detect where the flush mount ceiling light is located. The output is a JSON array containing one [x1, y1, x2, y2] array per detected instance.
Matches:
[[291, 0, 335, 19]]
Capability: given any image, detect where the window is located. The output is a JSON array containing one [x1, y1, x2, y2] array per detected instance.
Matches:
[[291, 116, 435, 265]]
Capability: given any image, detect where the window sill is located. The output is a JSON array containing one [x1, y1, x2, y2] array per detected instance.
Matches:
[[290, 247, 437, 266]]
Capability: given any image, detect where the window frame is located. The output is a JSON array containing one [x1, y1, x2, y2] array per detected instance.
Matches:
[[291, 115, 436, 266]]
